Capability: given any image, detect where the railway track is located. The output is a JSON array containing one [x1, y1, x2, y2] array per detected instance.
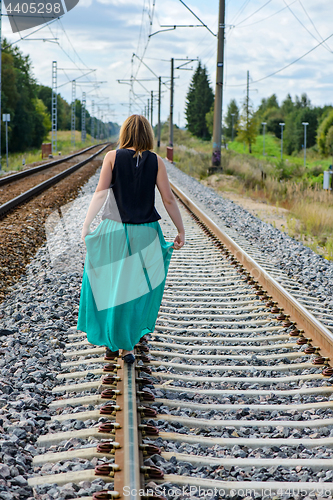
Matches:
[[0, 143, 110, 218], [26, 181, 333, 499]]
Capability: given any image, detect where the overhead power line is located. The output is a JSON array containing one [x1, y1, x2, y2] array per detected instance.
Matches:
[[298, 0, 333, 53], [226, 30, 333, 87], [282, 0, 333, 54], [178, 0, 216, 36], [234, 0, 298, 29], [235, 0, 273, 26]]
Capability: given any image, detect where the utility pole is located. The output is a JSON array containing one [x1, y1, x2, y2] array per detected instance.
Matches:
[[279, 122, 285, 160], [97, 106, 100, 141], [0, 3, 2, 170], [169, 57, 174, 148], [3, 114, 9, 169], [246, 70, 250, 153], [231, 113, 235, 142], [150, 90, 153, 128], [81, 92, 86, 143], [211, 0, 225, 169], [147, 98, 150, 123], [51, 61, 57, 155], [262, 122, 267, 156], [91, 100, 95, 143], [71, 80, 76, 147], [302, 122, 309, 166], [157, 76, 161, 148]]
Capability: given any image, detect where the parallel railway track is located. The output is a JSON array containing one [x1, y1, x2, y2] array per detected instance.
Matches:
[[27, 182, 333, 499], [0, 143, 110, 218]]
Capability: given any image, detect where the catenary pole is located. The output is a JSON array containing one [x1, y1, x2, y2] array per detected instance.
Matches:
[[211, 0, 225, 169], [231, 113, 235, 142], [279, 122, 285, 160], [302, 122, 309, 167], [157, 76, 161, 148], [51, 61, 57, 154], [0, 3, 2, 170], [150, 90, 153, 127], [262, 122, 267, 156], [169, 57, 174, 148]]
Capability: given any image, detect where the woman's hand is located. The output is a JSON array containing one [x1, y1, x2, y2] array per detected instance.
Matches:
[[173, 232, 185, 250], [81, 224, 90, 244]]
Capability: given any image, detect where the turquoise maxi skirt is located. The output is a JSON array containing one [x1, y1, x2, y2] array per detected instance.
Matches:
[[77, 219, 173, 351]]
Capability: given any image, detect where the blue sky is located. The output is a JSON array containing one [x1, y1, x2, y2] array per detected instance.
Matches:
[[3, 0, 333, 127]]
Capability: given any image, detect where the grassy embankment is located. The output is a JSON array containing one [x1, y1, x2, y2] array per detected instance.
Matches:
[[158, 127, 333, 260], [0, 131, 104, 173]]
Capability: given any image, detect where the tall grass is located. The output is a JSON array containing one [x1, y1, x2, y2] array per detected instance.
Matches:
[[0, 131, 104, 173], [164, 127, 333, 259]]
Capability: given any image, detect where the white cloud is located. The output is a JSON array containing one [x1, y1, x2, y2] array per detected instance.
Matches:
[[2, 0, 333, 128]]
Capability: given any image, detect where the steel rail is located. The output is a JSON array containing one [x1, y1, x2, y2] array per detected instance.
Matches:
[[170, 181, 333, 359], [0, 142, 109, 187], [27, 179, 333, 499], [0, 144, 109, 218]]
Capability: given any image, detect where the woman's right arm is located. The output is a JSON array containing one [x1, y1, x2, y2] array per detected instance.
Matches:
[[156, 156, 185, 250], [81, 150, 116, 242]]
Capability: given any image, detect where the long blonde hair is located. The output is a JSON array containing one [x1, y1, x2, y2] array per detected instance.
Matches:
[[119, 114, 154, 157]]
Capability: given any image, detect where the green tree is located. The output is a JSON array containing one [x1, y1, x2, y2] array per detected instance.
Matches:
[[325, 126, 333, 157], [205, 104, 214, 137], [237, 94, 257, 153], [224, 99, 239, 140], [185, 61, 214, 140], [37, 85, 71, 131], [1, 40, 50, 152], [317, 109, 333, 154]]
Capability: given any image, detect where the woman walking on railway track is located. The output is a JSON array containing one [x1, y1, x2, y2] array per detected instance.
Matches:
[[77, 115, 185, 363]]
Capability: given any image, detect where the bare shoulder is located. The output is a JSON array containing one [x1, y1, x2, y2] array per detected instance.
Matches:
[[105, 149, 117, 160], [104, 149, 117, 167], [154, 153, 166, 170]]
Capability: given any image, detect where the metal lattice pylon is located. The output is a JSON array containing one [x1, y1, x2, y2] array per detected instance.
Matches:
[[51, 61, 57, 154], [96, 106, 100, 141], [71, 80, 76, 147], [91, 100, 95, 143], [81, 92, 86, 143]]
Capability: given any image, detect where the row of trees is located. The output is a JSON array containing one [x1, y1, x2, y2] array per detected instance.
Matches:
[[1, 40, 118, 155], [185, 61, 333, 156], [234, 92, 333, 155]]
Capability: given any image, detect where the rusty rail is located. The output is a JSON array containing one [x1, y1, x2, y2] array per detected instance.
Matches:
[[170, 181, 333, 360]]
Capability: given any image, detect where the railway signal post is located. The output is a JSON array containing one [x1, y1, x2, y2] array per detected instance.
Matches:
[[211, 0, 225, 171], [2, 114, 10, 169]]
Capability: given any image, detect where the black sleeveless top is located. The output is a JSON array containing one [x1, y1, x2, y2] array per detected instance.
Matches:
[[101, 148, 161, 224]]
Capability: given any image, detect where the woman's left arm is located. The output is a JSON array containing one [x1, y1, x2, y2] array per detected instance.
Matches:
[[81, 150, 116, 242]]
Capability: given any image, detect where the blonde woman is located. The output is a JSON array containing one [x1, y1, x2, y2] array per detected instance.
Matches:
[[77, 115, 185, 363]]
